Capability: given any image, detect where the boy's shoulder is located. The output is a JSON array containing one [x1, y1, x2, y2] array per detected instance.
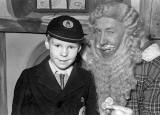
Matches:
[[74, 65, 94, 81], [20, 61, 47, 78], [26, 56, 50, 72], [75, 64, 91, 74]]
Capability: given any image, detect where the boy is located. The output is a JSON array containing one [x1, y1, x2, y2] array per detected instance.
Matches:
[[11, 15, 99, 115]]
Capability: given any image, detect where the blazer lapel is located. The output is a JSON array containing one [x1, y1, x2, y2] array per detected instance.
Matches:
[[62, 65, 85, 96], [38, 57, 62, 94]]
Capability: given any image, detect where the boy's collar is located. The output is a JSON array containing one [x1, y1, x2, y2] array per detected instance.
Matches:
[[142, 43, 160, 62], [48, 59, 73, 76]]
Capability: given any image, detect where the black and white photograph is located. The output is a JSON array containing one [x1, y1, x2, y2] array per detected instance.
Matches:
[[1, 0, 160, 115]]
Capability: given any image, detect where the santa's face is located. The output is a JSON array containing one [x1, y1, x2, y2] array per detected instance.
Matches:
[[93, 17, 125, 59]]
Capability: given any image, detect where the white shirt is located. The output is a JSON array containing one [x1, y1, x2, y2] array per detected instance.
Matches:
[[48, 59, 73, 87]]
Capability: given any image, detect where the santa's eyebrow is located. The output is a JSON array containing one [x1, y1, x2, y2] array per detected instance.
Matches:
[[105, 27, 114, 31]]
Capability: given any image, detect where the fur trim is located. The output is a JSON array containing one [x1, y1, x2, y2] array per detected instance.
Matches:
[[142, 43, 160, 62]]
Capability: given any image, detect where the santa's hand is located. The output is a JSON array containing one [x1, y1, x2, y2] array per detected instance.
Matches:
[[106, 105, 133, 115]]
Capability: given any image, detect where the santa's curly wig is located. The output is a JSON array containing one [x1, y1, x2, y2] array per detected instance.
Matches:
[[88, 1, 146, 62], [83, 1, 147, 113]]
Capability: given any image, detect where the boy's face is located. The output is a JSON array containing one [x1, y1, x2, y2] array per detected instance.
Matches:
[[93, 17, 125, 59], [45, 38, 81, 70]]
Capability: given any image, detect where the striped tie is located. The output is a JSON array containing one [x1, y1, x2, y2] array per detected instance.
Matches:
[[59, 74, 65, 89]]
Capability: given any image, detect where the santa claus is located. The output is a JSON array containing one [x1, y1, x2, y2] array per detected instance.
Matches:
[[82, 1, 146, 115]]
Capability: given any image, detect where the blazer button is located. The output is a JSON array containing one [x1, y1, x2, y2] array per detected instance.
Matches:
[[56, 101, 64, 108]]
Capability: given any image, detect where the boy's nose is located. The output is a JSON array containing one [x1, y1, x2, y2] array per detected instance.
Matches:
[[61, 48, 68, 57]]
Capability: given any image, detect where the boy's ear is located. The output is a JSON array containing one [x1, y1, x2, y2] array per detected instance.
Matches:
[[45, 38, 49, 49], [78, 46, 81, 52]]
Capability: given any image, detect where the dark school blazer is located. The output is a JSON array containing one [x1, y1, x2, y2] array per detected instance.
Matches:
[[11, 56, 99, 115]]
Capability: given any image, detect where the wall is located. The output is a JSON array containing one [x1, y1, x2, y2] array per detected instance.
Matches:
[[6, 33, 44, 115], [131, 0, 140, 12], [0, 33, 7, 115]]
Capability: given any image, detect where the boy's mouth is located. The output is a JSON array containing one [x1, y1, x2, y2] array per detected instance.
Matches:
[[58, 59, 70, 63]]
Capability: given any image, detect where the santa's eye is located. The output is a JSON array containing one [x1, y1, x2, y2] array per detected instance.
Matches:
[[93, 28, 101, 33]]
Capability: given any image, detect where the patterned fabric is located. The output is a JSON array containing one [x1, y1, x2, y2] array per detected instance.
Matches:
[[126, 56, 160, 115], [55, 72, 67, 89], [59, 74, 65, 89]]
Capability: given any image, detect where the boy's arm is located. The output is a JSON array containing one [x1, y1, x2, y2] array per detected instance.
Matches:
[[11, 69, 34, 115], [86, 74, 99, 115]]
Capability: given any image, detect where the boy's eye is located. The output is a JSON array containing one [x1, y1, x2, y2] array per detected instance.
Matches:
[[54, 44, 61, 47], [68, 46, 74, 49], [69, 45, 78, 49]]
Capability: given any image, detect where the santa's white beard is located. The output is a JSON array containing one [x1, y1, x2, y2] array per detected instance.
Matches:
[[83, 41, 138, 113]]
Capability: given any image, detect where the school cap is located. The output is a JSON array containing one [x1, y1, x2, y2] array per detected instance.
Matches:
[[46, 15, 85, 43]]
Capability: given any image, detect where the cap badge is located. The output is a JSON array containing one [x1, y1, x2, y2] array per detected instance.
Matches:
[[63, 20, 73, 28]]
